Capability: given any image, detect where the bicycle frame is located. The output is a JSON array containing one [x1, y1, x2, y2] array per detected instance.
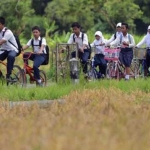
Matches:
[[22, 52, 47, 85]]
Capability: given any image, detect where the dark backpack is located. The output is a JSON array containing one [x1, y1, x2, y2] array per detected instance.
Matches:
[[31, 38, 49, 65], [73, 33, 92, 59], [2, 28, 22, 56]]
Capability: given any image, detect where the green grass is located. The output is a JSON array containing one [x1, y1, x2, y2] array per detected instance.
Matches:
[[1, 77, 150, 101]]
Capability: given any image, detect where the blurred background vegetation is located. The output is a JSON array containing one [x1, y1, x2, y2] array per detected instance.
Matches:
[[0, 0, 150, 43], [0, 0, 150, 80]]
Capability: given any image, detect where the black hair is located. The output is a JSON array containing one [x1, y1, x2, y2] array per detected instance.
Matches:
[[71, 22, 81, 28], [122, 22, 129, 29], [0, 17, 5, 25], [32, 26, 41, 32]]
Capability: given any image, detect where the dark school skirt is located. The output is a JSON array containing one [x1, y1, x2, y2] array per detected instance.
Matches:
[[119, 48, 133, 67]]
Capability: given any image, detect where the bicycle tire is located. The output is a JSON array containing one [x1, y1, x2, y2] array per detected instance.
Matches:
[[87, 68, 97, 81], [8, 65, 26, 87], [106, 61, 116, 79]]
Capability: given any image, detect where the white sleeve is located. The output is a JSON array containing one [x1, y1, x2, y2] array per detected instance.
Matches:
[[27, 39, 32, 46], [128, 35, 135, 48], [136, 36, 146, 48], [41, 38, 47, 46], [110, 36, 120, 47], [83, 33, 88, 45], [67, 33, 74, 44], [105, 34, 115, 45]]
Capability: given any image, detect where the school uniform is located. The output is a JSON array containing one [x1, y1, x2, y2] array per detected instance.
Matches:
[[68, 32, 90, 73], [91, 37, 107, 75], [136, 32, 150, 68], [24, 37, 47, 80], [0, 27, 18, 78], [110, 33, 135, 67]]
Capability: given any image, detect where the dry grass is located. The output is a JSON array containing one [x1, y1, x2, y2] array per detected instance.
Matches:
[[0, 88, 150, 150]]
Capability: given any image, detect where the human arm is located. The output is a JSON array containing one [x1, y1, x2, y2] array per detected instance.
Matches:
[[136, 36, 146, 48], [105, 34, 115, 46]]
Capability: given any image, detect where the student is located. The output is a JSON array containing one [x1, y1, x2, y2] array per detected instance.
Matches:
[[0, 16, 19, 81], [136, 25, 150, 76], [67, 22, 90, 74], [106, 22, 122, 46], [22, 26, 47, 86], [110, 22, 135, 80], [90, 31, 107, 77]]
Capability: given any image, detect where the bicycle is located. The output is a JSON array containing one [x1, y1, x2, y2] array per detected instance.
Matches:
[[0, 60, 25, 87], [21, 52, 47, 87], [133, 47, 149, 78], [86, 47, 103, 81], [105, 47, 137, 80]]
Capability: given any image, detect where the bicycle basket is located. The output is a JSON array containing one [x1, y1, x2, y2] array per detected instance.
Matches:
[[104, 48, 120, 60], [133, 48, 146, 59]]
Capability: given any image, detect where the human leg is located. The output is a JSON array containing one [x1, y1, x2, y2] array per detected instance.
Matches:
[[33, 54, 45, 83], [80, 51, 89, 74], [6, 51, 17, 78]]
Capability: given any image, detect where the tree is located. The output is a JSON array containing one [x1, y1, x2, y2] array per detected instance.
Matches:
[[45, 0, 95, 33], [0, 0, 34, 35]]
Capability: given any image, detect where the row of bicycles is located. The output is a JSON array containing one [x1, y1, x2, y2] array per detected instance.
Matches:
[[56, 43, 147, 82], [87, 47, 147, 81], [0, 52, 47, 87]]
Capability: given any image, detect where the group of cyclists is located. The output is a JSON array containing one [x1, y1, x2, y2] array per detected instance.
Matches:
[[0, 16, 47, 86], [68, 22, 150, 81], [0, 15, 150, 85]]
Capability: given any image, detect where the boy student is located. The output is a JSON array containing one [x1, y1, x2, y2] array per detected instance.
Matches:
[[22, 26, 47, 86], [0, 16, 19, 81], [110, 22, 135, 80], [136, 25, 150, 76], [67, 22, 90, 74], [106, 22, 122, 46], [90, 31, 107, 77]]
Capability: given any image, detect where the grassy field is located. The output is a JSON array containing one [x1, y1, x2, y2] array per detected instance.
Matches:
[[0, 78, 150, 149], [0, 33, 148, 149]]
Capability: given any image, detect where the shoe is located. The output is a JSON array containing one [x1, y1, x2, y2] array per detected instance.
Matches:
[[6, 76, 18, 82]]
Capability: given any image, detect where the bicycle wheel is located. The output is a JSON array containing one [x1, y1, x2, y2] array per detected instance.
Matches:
[[37, 70, 47, 87], [106, 61, 116, 79], [116, 62, 125, 80], [8, 65, 26, 87], [87, 68, 97, 81]]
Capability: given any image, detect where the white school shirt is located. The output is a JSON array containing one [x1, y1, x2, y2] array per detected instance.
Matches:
[[110, 33, 135, 48], [90, 38, 105, 55], [105, 31, 122, 45], [136, 33, 150, 48], [0, 27, 18, 52], [27, 37, 47, 54], [67, 32, 88, 49]]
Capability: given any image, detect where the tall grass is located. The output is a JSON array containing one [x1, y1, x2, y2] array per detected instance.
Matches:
[[1, 82, 150, 149]]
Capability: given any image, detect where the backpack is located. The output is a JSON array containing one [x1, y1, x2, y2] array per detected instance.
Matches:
[[73, 33, 92, 59], [31, 38, 49, 65], [2, 28, 22, 56]]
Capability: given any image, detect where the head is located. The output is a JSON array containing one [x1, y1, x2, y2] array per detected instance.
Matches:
[[71, 22, 81, 35], [32, 26, 41, 39], [121, 22, 129, 35], [116, 22, 122, 32], [147, 25, 150, 34], [94, 31, 102, 40], [0, 17, 5, 31]]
